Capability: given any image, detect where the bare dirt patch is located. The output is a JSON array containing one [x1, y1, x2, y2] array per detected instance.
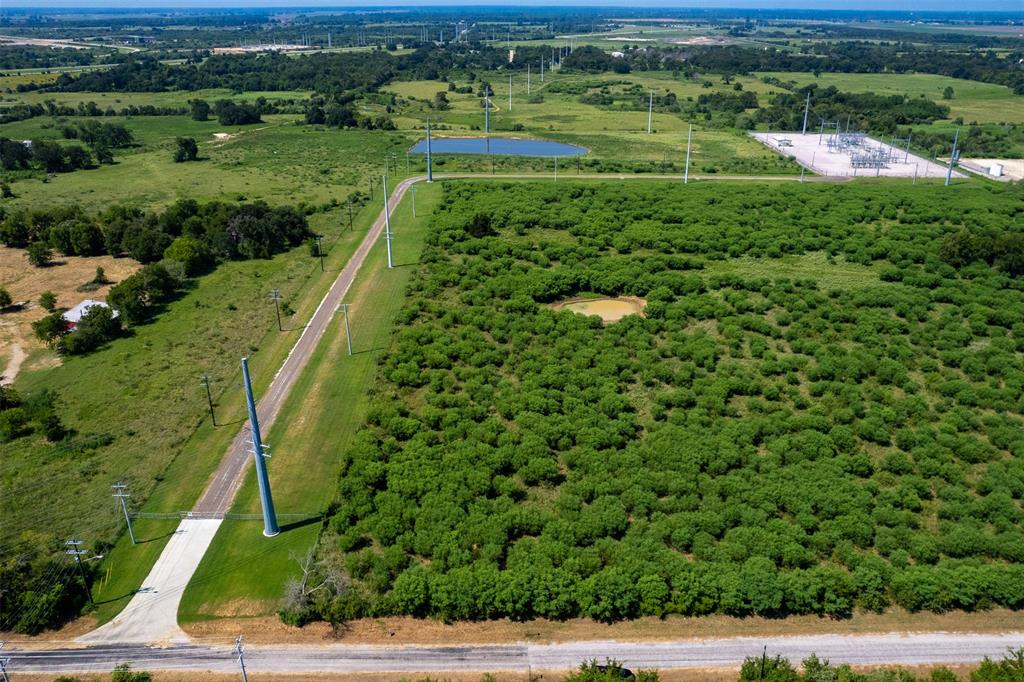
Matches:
[[181, 609, 1024, 646], [551, 296, 646, 324], [0, 247, 140, 380]]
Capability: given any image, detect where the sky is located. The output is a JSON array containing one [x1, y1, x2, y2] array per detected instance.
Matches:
[[3, 0, 1023, 12]]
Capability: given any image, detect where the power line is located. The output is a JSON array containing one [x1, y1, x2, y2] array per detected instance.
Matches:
[[268, 290, 283, 331], [335, 304, 353, 356], [112, 483, 135, 545], [64, 539, 92, 606], [235, 635, 249, 682]]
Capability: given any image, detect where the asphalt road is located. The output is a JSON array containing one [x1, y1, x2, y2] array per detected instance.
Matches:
[[11, 633, 1024, 675]]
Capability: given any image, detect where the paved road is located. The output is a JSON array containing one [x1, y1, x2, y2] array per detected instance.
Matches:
[[77, 175, 420, 645], [12, 633, 1024, 675]]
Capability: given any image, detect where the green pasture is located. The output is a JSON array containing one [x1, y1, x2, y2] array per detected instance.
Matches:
[[756, 71, 1024, 125], [2, 88, 310, 109], [386, 72, 796, 174], [2, 116, 415, 211], [179, 181, 441, 620], [3, 190, 386, 625]]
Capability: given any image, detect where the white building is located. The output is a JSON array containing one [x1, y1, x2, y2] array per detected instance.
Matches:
[[62, 299, 117, 330]]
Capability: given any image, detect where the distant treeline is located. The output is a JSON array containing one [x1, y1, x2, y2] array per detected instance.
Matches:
[[38, 41, 1024, 98]]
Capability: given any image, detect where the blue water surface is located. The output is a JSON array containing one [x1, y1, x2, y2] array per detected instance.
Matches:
[[409, 136, 586, 157]]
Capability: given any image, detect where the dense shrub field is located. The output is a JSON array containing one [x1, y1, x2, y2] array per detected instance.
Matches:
[[306, 181, 1024, 625]]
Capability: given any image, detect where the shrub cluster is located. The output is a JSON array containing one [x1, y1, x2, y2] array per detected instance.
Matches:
[[295, 181, 1024, 625]]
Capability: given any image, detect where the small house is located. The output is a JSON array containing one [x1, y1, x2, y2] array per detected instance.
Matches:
[[62, 300, 117, 331]]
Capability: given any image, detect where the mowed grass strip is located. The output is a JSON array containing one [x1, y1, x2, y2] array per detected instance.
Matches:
[[75, 202, 384, 625], [179, 182, 441, 620]]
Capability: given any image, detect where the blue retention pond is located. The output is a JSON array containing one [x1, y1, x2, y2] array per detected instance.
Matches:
[[409, 136, 587, 157]]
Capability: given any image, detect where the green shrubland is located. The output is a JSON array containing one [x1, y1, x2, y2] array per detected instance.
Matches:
[[295, 180, 1024, 624]]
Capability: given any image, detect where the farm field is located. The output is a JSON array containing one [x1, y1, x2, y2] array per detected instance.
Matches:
[[292, 180, 1024, 624], [756, 72, 1024, 125], [180, 183, 442, 620]]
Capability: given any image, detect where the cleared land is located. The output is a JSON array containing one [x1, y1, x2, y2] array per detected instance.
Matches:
[[752, 132, 964, 178], [0, 247, 141, 383]]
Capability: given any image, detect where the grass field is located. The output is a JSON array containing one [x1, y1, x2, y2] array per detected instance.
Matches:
[[179, 182, 441, 620], [2, 115, 415, 211], [756, 71, 1024, 125], [1, 192, 390, 626], [1, 88, 309, 109], [386, 72, 797, 175]]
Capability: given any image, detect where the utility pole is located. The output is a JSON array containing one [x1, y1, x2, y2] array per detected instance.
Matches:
[[314, 235, 324, 272], [554, 157, 558, 182], [945, 127, 959, 187], [382, 175, 393, 269], [200, 373, 216, 426], [527, 64, 531, 94], [0, 643, 8, 682], [65, 540, 92, 605], [412, 186, 417, 218], [484, 93, 489, 134], [347, 197, 354, 232], [235, 636, 249, 682], [509, 73, 513, 111], [684, 124, 693, 184], [336, 303, 353, 356], [647, 91, 653, 134], [242, 358, 278, 537], [540, 57, 544, 83], [269, 289, 282, 331], [426, 118, 433, 183], [112, 483, 135, 545], [801, 91, 810, 135]]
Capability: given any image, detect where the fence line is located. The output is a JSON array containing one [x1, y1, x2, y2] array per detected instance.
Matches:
[[131, 511, 321, 521]]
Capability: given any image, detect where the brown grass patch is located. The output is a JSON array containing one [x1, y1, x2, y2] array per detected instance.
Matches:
[[181, 609, 1024, 646], [0, 246, 140, 382]]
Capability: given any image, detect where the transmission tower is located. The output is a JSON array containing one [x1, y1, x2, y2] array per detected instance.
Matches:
[[382, 175, 393, 269], [426, 118, 433, 183], [241, 358, 278, 537]]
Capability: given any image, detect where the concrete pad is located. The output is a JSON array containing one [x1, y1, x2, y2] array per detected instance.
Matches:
[[77, 519, 222, 645], [752, 132, 965, 179], [960, 158, 1024, 181]]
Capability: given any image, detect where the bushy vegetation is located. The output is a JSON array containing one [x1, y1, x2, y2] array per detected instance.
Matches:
[[297, 181, 1024, 625], [740, 649, 1024, 682]]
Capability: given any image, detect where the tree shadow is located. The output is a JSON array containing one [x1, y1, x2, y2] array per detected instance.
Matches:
[[279, 515, 323, 533]]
